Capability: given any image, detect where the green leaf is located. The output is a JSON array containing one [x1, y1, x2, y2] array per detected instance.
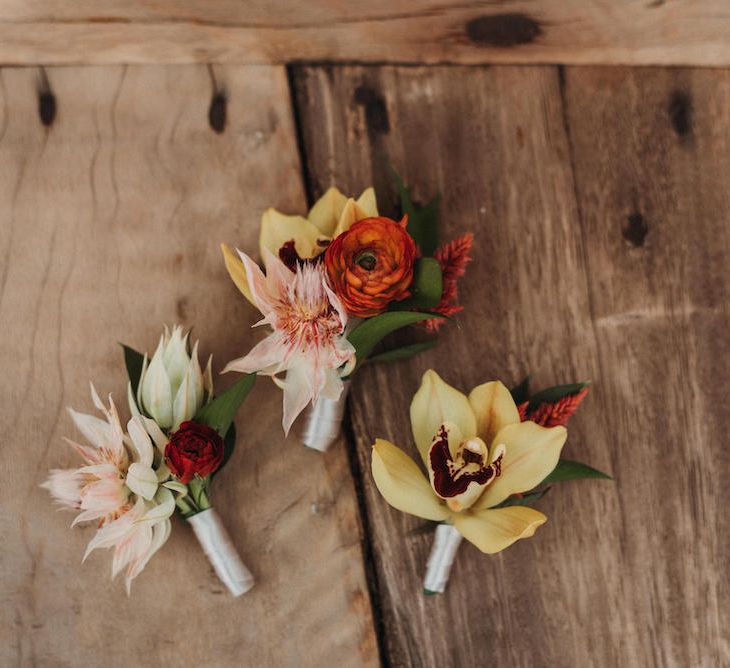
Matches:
[[541, 459, 613, 485], [194, 374, 256, 438], [213, 423, 237, 477], [347, 311, 441, 371], [368, 341, 437, 365], [394, 257, 443, 310], [391, 167, 441, 256], [120, 343, 145, 397], [510, 376, 531, 404], [528, 381, 590, 411], [496, 488, 550, 508]]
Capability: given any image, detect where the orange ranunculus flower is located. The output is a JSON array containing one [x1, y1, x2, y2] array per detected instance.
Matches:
[[324, 216, 416, 317]]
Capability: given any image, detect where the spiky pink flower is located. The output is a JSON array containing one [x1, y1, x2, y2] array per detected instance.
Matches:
[[223, 250, 355, 434]]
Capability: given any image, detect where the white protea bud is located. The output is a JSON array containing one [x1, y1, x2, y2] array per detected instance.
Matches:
[[138, 326, 213, 431]]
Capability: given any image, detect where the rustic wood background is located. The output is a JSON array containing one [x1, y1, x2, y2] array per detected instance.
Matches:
[[1, 4, 729, 666]]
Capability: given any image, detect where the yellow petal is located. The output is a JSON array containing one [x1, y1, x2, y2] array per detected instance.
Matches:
[[453, 506, 547, 553], [221, 244, 256, 306], [307, 186, 348, 236], [474, 422, 568, 509], [410, 370, 477, 465], [332, 198, 374, 238], [371, 439, 449, 522], [356, 187, 379, 217], [259, 208, 322, 260], [468, 380, 520, 446]]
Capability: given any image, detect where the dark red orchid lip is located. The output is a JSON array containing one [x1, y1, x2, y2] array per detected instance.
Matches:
[[429, 425, 502, 499]]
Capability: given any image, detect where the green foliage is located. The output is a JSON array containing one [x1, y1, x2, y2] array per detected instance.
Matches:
[[120, 343, 145, 397], [220, 424, 237, 473], [541, 459, 613, 485], [496, 488, 550, 508], [395, 257, 443, 310], [391, 168, 441, 256], [347, 311, 440, 373], [368, 341, 437, 365], [510, 376, 531, 404], [194, 374, 256, 439], [528, 382, 590, 411]]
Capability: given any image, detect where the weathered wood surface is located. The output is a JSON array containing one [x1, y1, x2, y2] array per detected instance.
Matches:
[[0, 65, 377, 667], [293, 64, 730, 666], [3, 1, 730, 67]]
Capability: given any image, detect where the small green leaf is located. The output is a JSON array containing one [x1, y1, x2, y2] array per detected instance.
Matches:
[[120, 343, 145, 397], [541, 459, 613, 485], [368, 341, 437, 365], [212, 423, 237, 478], [528, 382, 590, 411], [496, 488, 550, 508], [510, 376, 531, 404], [347, 311, 441, 371], [391, 167, 441, 256], [394, 257, 443, 310], [194, 374, 256, 438]]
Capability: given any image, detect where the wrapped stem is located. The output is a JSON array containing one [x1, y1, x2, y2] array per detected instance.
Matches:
[[423, 523, 463, 594], [187, 508, 254, 597], [297, 381, 351, 452]]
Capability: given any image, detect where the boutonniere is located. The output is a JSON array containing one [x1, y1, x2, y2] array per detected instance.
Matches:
[[370, 370, 611, 593], [221, 173, 473, 450], [43, 326, 256, 596]]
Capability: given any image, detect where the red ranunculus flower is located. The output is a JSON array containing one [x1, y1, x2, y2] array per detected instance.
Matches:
[[165, 421, 225, 484]]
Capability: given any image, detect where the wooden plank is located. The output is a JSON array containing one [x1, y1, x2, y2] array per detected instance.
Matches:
[[292, 64, 730, 666], [561, 66, 730, 668], [0, 64, 378, 667], [2, 1, 730, 67]]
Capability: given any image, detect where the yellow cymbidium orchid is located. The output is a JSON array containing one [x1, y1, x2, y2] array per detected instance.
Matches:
[[371, 370, 568, 554], [221, 186, 378, 306]]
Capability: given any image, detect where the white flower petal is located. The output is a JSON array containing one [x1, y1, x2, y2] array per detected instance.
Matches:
[[126, 417, 154, 467], [141, 416, 169, 454], [67, 408, 112, 450], [125, 463, 159, 501], [138, 487, 175, 525], [141, 338, 173, 429]]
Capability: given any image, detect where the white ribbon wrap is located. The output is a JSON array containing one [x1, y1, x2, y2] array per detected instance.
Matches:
[[423, 523, 463, 594], [187, 508, 254, 597], [297, 381, 351, 452]]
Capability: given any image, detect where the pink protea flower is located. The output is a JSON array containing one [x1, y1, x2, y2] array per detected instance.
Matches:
[[43, 385, 175, 592], [43, 384, 130, 526], [223, 249, 355, 434]]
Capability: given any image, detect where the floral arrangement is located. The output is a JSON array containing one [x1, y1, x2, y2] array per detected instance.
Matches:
[[43, 326, 256, 596], [370, 370, 611, 593], [221, 176, 473, 450]]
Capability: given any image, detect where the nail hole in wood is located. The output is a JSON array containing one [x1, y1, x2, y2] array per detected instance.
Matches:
[[38, 90, 56, 127], [209, 91, 227, 134], [623, 212, 649, 247], [353, 85, 390, 136], [465, 14, 542, 47], [668, 90, 692, 139]]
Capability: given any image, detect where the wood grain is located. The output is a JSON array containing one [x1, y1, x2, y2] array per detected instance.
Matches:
[[0, 65, 377, 667], [292, 64, 730, 666], [3, 1, 730, 67]]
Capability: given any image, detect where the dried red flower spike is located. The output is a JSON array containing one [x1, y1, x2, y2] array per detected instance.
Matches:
[[518, 387, 590, 428], [425, 232, 474, 332]]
